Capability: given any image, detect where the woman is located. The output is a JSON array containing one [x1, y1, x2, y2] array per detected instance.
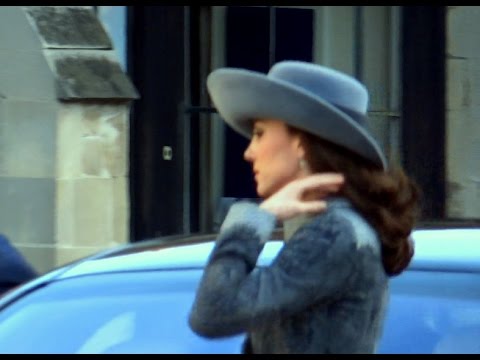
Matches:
[[188, 61, 420, 354]]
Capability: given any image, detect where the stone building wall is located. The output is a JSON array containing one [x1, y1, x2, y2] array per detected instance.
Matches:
[[446, 6, 480, 218], [0, 6, 137, 273]]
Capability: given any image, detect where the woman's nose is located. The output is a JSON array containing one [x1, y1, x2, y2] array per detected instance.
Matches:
[[244, 142, 253, 162]]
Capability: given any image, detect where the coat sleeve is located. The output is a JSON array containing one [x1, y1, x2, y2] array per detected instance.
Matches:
[[0, 234, 38, 294], [188, 201, 359, 338]]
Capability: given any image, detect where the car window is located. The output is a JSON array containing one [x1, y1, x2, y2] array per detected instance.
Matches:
[[77, 310, 136, 353], [0, 270, 245, 354], [378, 270, 480, 354]]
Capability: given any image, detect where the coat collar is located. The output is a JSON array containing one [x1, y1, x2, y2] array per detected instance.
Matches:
[[283, 196, 352, 241]]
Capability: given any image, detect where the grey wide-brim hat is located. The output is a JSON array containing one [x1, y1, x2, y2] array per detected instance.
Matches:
[[207, 60, 387, 169]]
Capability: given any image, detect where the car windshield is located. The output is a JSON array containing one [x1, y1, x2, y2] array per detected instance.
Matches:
[[0, 270, 245, 354]]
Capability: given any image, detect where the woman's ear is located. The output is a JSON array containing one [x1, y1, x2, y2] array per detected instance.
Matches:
[[294, 135, 306, 159]]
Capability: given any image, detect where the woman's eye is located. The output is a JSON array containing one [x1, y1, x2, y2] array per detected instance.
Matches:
[[253, 129, 263, 138]]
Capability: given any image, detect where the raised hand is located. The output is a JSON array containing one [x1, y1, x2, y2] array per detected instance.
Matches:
[[259, 173, 344, 221]]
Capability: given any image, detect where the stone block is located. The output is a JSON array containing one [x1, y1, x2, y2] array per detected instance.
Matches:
[[0, 6, 43, 51], [0, 99, 57, 178], [14, 244, 55, 275], [314, 6, 355, 75], [0, 177, 55, 246], [56, 177, 128, 248], [447, 58, 470, 110], [0, 50, 57, 100], [55, 244, 116, 269], [447, 6, 480, 58], [362, 7, 391, 112], [446, 177, 480, 219], [446, 110, 470, 178], [447, 58, 480, 109], [57, 103, 129, 179], [446, 109, 480, 218]]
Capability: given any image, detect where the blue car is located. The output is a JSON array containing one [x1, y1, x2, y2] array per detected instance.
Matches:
[[0, 227, 479, 354]]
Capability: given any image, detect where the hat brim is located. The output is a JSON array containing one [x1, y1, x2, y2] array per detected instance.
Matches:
[[207, 68, 387, 169]]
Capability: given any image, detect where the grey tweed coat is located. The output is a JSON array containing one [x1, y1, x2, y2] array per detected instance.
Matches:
[[188, 197, 389, 354]]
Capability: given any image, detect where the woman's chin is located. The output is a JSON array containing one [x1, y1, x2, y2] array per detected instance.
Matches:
[[257, 187, 274, 200], [256, 186, 267, 199]]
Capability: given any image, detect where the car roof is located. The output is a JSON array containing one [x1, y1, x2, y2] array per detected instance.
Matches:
[[58, 240, 285, 279], [408, 228, 480, 272], [51, 227, 480, 280]]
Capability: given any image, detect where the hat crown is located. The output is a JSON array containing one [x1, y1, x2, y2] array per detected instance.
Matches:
[[206, 61, 387, 169], [268, 61, 369, 115]]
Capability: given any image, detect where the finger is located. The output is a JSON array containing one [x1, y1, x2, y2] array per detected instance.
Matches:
[[294, 173, 345, 191], [307, 180, 344, 194], [309, 173, 345, 185], [296, 200, 328, 214], [293, 175, 344, 200], [302, 187, 341, 201]]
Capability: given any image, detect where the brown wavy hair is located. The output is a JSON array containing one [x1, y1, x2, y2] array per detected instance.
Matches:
[[290, 127, 422, 276]]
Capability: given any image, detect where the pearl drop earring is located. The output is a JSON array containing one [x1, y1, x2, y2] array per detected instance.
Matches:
[[299, 158, 308, 171]]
